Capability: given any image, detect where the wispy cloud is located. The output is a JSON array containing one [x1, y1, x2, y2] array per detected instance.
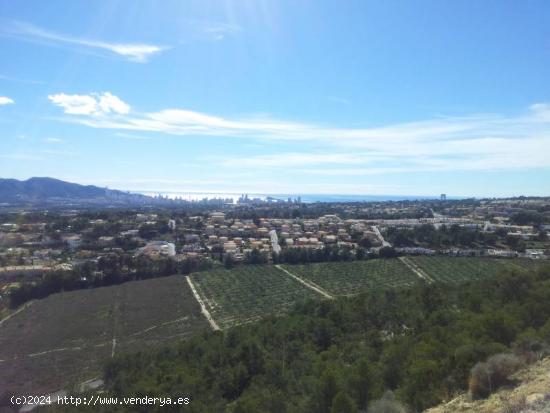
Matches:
[[183, 19, 243, 41], [48, 93, 550, 175], [327, 96, 351, 105], [0, 153, 44, 161], [0, 96, 14, 105], [1, 21, 166, 62], [115, 132, 152, 140], [41, 149, 76, 156], [219, 153, 370, 167], [44, 138, 63, 143], [0, 74, 45, 85]]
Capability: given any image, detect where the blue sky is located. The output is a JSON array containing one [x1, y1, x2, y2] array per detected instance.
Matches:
[[1, 0, 549, 197]]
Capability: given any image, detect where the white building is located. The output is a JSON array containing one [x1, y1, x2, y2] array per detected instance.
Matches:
[[168, 219, 176, 230], [139, 241, 176, 257]]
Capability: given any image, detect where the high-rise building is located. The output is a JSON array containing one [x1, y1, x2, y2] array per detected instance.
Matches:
[[440, 194, 447, 201]]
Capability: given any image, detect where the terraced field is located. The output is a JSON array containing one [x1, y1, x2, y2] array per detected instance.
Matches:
[[0, 275, 208, 397], [282, 259, 418, 296], [189, 265, 320, 329], [408, 256, 532, 284]]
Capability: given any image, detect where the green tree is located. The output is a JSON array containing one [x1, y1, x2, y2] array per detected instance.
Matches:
[[223, 253, 235, 269], [317, 368, 339, 413], [349, 358, 374, 409], [378, 247, 397, 258], [331, 392, 357, 413]]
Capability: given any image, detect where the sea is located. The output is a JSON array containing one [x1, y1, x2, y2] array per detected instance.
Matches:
[[138, 191, 451, 203]]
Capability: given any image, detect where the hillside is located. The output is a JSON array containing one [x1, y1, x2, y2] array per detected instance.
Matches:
[[426, 357, 550, 413], [46, 265, 550, 413], [2, 259, 549, 412], [0, 177, 152, 206]]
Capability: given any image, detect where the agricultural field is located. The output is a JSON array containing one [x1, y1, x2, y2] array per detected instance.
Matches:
[[509, 258, 548, 271], [0, 275, 208, 398], [282, 259, 418, 296], [408, 256, 534, 284], [189, 265, 320, 329]]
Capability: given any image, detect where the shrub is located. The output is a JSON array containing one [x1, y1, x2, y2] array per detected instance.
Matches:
[[367, 391, 408, 413], [469, 361, 490, 399], [331, 392, 358, 413], [513, 334, 550, 363], [469, 353, 522, 399]]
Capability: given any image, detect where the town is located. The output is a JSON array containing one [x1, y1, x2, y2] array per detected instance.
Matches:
[[1, 196, 549, 310]]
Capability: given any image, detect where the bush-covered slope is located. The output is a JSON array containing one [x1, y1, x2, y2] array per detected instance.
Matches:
[[51, 265, 550, 413]]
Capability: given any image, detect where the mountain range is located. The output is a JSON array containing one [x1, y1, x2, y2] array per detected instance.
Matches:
[[0, 177, 152, 206]]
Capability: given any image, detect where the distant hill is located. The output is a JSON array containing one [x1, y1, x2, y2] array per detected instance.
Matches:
[[0, 177, 153, 206]]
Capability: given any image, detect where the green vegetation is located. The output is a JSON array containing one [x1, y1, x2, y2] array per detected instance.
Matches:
[[385, 224, 494, 248], [76, 264, 550, 413], [8, 255, 212, 308], [190, 265, 320, 329], [409, 256, 537, 284], [0, 275, 208, 397], [282, 259, 417, 296], [273, 244, 364, 265], [5, 256, 550, 411], [509, 210, 546, 226]]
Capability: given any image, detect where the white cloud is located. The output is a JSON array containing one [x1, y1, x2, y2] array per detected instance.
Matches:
[[97, 92, 130, 115], [0, 96, 14, 105], [48, 94, 550, 175], [44, 138, 63, 143], [2, 21, 166, 62], [48, 93, 97, 115], [48, 92, 130, 116], [101, 44, 165, 63]]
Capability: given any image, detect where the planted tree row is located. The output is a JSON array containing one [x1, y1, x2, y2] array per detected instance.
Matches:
[[409, 256, 528, 284], [189, 265, 320, 329], [281, 259, 418, 296]]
